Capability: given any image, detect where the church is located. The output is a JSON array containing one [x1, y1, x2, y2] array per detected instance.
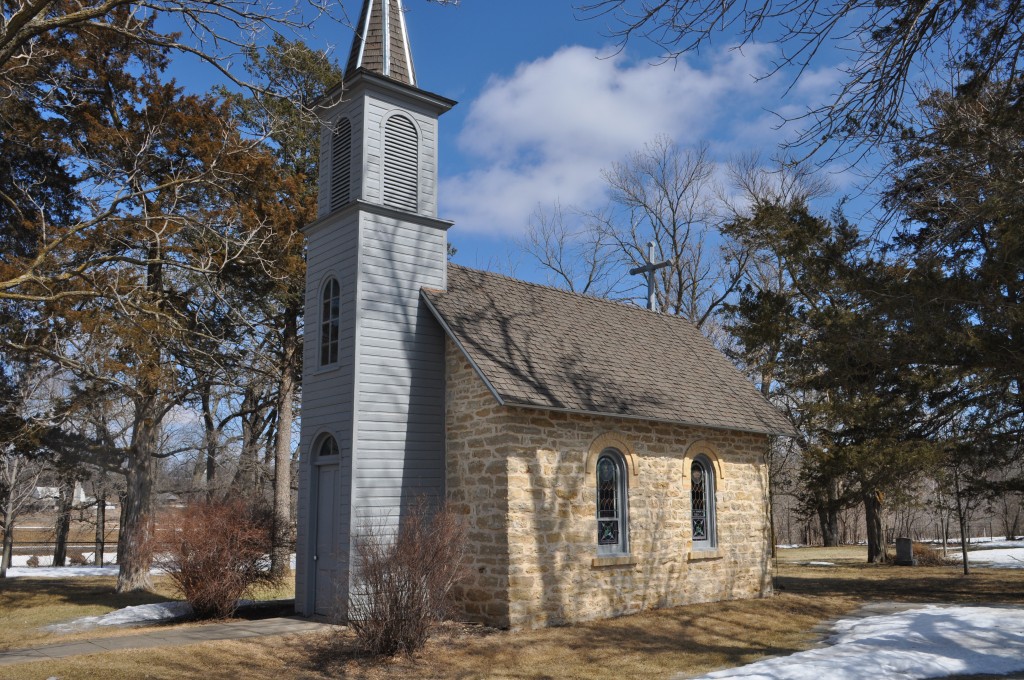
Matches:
[[295, 0, 794, 630]]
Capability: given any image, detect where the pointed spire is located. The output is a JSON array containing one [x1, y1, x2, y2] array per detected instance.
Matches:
[[346, 0, 417, 86]]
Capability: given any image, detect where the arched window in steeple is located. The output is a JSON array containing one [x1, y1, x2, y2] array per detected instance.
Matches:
[[383, 114, 418, 212], [330, 118, 352, 212], [320, 278, 340, 367]]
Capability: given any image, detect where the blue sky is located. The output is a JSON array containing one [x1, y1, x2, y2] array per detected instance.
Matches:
[[396, 1, 855, 275], [169, 0, 858, 284]]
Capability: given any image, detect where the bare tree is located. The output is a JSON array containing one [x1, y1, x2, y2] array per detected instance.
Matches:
[[575, 0, 1024, 157], [519, 202, 623, 298], [0, 358, 55, 578], [524, 138, 788, 337], [0, 446, 43, 577], [598, 137, 747, 331]]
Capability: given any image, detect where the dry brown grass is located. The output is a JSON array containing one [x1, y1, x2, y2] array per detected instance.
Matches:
[[775, 545, 867, 564], [0, 576, 177, 651], [0, 574, 295, 651], [4, 552, 1024, 680]]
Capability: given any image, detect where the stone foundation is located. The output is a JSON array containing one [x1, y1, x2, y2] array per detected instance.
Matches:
[[445, 339, 773, 630]]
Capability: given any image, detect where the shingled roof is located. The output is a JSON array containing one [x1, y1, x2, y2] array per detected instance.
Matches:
[[346, 0, 416, 85], [422, 265, 795, 437]]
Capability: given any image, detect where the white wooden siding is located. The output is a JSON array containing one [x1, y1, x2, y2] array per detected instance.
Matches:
[[362, 92, 439, 217], [301, 74, 450, 617], [329, 118, 352, 212], [318, 100, 364, 218], [296, 209, 360, 615], [382, 114, 419, 211], [351, 211, 446, 531]]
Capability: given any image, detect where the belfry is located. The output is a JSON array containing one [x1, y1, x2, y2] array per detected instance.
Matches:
[[295, 0, 455, 618]]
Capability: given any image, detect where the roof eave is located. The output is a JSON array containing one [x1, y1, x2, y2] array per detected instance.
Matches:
[[500, 399, 798, 438], [420, 290, 507, 409]]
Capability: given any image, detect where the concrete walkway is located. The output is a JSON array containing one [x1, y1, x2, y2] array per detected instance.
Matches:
[[0, 616, 334, 666]]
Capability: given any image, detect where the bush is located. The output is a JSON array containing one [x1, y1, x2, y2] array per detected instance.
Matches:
[[157, 499, 281, 620], [67, 550, 88, 566], [912, 542, 950, 566], [26, 555, 39, 567], [347, 502, 467, 657]]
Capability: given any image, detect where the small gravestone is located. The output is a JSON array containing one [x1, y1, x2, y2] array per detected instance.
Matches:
[[895, 537, 916, 566]]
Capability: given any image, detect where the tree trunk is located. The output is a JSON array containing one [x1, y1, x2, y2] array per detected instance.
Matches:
[[52, 478, 74, 567], [201, 382, 218, 499], [271, 307, 299, 577], [117, 401, 158, 592], [817, 505, 839, 547], [864, 490, 887, 563], [953, 466, 971, 576], [232, 387, 263, 495], [1, 508, 12, 578], [94, 493, 106, 566]]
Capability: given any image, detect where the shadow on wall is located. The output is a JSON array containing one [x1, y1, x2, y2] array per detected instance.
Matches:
[[513, 434, 771, 628]]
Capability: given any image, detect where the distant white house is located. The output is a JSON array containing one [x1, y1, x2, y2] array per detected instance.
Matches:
[[32, 483, 91, 509]]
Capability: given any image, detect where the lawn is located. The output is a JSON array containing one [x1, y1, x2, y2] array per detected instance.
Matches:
[[3, 548, 1024, 680], [0, 574, 296, 651]]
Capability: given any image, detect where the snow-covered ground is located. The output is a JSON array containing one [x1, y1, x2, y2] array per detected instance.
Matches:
[[936, 538, 1024, 569], [45, 598, 261, 632], [6, 565, 122, 578], [9, 553, 116, 567], [776, 539, 1024, 570], [687, 605, 1024, 680], [955, 546, 1024, 569], [5, 552, 155, 578], [5, 553, 297, 578], [45, 602, 194, 633]]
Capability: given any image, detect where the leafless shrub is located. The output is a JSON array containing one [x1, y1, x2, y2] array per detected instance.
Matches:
[[883, 541, 951, 567], [157, 499, 281, 619], [346, 502, 467, 657], [912, 543, 951, 567], [26, 555, 39, 567], [67, 550, 88, 566]]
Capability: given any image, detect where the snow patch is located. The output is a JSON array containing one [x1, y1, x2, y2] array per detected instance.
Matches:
[[45, 602, 193, 633], [964, 547, 1024, 569], [6, 565, 121, 578], [689, 605, 1024, 679], [9, 553, 117, 568]]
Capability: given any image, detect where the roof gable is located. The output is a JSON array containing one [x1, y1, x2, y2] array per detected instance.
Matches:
[[422, 265, 795, 437]]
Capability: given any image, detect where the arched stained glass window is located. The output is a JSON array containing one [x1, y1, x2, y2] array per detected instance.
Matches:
[[596, 450, 628, 555], [320, 278, 340, 367], [691, 457, 716, 550]]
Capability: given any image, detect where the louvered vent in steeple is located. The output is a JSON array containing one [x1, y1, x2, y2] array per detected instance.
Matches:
[[330, 118, 352, 212], [383, 114, 418, 212]]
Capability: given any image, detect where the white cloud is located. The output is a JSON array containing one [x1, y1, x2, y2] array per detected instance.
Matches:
[[441, 43, 824, 235]]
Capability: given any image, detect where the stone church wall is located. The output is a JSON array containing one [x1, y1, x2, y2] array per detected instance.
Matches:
[[445, 338, 773, 630], [444, 338, 514, 627]]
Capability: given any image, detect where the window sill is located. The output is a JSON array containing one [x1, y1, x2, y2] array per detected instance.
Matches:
[[592, 555, 638, 568], [310, 364, 341, 377], [687, 549, 723, 562]]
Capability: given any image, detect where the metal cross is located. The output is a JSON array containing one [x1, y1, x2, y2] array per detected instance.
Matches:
[[628, 241, 672, 313]]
